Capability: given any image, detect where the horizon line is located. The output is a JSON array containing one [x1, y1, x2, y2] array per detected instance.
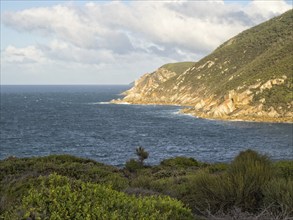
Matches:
[[0, 84, 131, 86]]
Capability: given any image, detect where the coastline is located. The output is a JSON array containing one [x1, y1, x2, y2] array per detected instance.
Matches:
[[111, 99, 293, 124], [181, 109, 293, 124]]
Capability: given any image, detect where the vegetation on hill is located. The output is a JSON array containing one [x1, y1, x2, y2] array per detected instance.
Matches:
[[161, 62, 195, 75], [115, 10, 293, 122], [165, 9, 293, 99], [191, 9, 293, 100], [1, 150, 292, 219]]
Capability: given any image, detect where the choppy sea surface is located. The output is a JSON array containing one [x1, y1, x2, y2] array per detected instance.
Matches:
[[0, 85, 292, 166]]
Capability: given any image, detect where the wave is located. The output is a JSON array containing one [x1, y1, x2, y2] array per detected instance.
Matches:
[[87, 102, 111, 105], [117, 102, 131, 105], [87, 101, 132, 105], [184, 113, 198, 118], [172, 111, 198, 118]]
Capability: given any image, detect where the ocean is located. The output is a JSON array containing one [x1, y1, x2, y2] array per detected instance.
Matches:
[[0, 85, 292, 166]]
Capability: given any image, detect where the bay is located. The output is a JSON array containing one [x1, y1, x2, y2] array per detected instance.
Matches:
[[0, 85, 292, 166]]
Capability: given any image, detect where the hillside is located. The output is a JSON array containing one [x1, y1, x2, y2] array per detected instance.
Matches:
[[112, 10, 293, 122], [118, 62, 195, 101]]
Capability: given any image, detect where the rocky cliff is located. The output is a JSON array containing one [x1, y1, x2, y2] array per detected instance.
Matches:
[[112, 10, 293, 123]]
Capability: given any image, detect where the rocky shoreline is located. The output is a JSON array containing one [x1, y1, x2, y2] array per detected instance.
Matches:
[[180, 108, 293, 123], [111, 99, 293, 123]]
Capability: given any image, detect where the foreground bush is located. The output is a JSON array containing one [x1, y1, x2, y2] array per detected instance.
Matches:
[[0, 155, 128, 190], [0, 155, 129, 214], [179, 150, 275, 215], [274, 160, 293, 180], [263, 178, 293, 218], [3, 174, 193, 220], [227, 149, 273, 211], [1, 150, 292, 219]]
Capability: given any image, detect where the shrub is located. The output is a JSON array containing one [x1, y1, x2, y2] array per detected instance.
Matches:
[[0, 155, 128, 190], [185, 172, 234, 215], [184, 150, 274, 215], [0, 155, 129, 214], [227, 149, 273, 212], [206, 163, 228, 174], [136, 146, 149, 165], [124, 187, 161, 197], [274, 160, 293, 180], [130, 175, 153, 189], [2, 174, 193, 220], [263, 178, 293, 218], [160, 157, 199, 168], [153, 169, 187, 179], [125, 159, 144, 172]]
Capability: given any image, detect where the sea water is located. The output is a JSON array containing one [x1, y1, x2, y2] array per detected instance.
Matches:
[[0, 85, 292, 166]]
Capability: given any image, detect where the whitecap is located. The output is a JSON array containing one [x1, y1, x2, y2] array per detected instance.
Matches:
[[116, 102, 131, 105], [173, 111, 198, 118], [86, 102, 111, 105], [184, 113, 198, 118], [171, 110, 181, 115]]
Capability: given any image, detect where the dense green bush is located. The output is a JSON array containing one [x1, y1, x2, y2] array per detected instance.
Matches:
[[160, 157, 200, 168], [2, 174, 193, 220], [263, 178, 293, 218], [227, 149, 273, 211], [153, 169, 187, 179], [205, 163, 228, 174], [179, 172, 233, 214], [0, 155, 129, 215], [125, 159, 144, 172], [0, 175, 42, 214], [274, 160, 293, 180], [0, 155, 128, 190], [130, 174, 153, 190], [179, 150, 275, 214]]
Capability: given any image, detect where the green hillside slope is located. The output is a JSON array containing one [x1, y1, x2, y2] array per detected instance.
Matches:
[[113, 10, 293, 122], [161, 62, 195, 75]]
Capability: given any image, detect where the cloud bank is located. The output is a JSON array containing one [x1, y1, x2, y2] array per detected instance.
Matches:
[[1, 1, 291, 84]]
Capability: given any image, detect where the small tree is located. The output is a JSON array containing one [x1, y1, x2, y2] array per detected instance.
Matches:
[[136, 147, 149, 166]]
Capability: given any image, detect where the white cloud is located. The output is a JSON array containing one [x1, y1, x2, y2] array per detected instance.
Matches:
[[1, 1, 291, 84], [45, 40, 115, 64], [247, 0, 291, 23], [2, 5, 100, 48], [2, 45, 47, 63]]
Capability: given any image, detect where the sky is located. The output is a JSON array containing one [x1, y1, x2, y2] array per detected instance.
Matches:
[[1, 0, 292, 85]]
